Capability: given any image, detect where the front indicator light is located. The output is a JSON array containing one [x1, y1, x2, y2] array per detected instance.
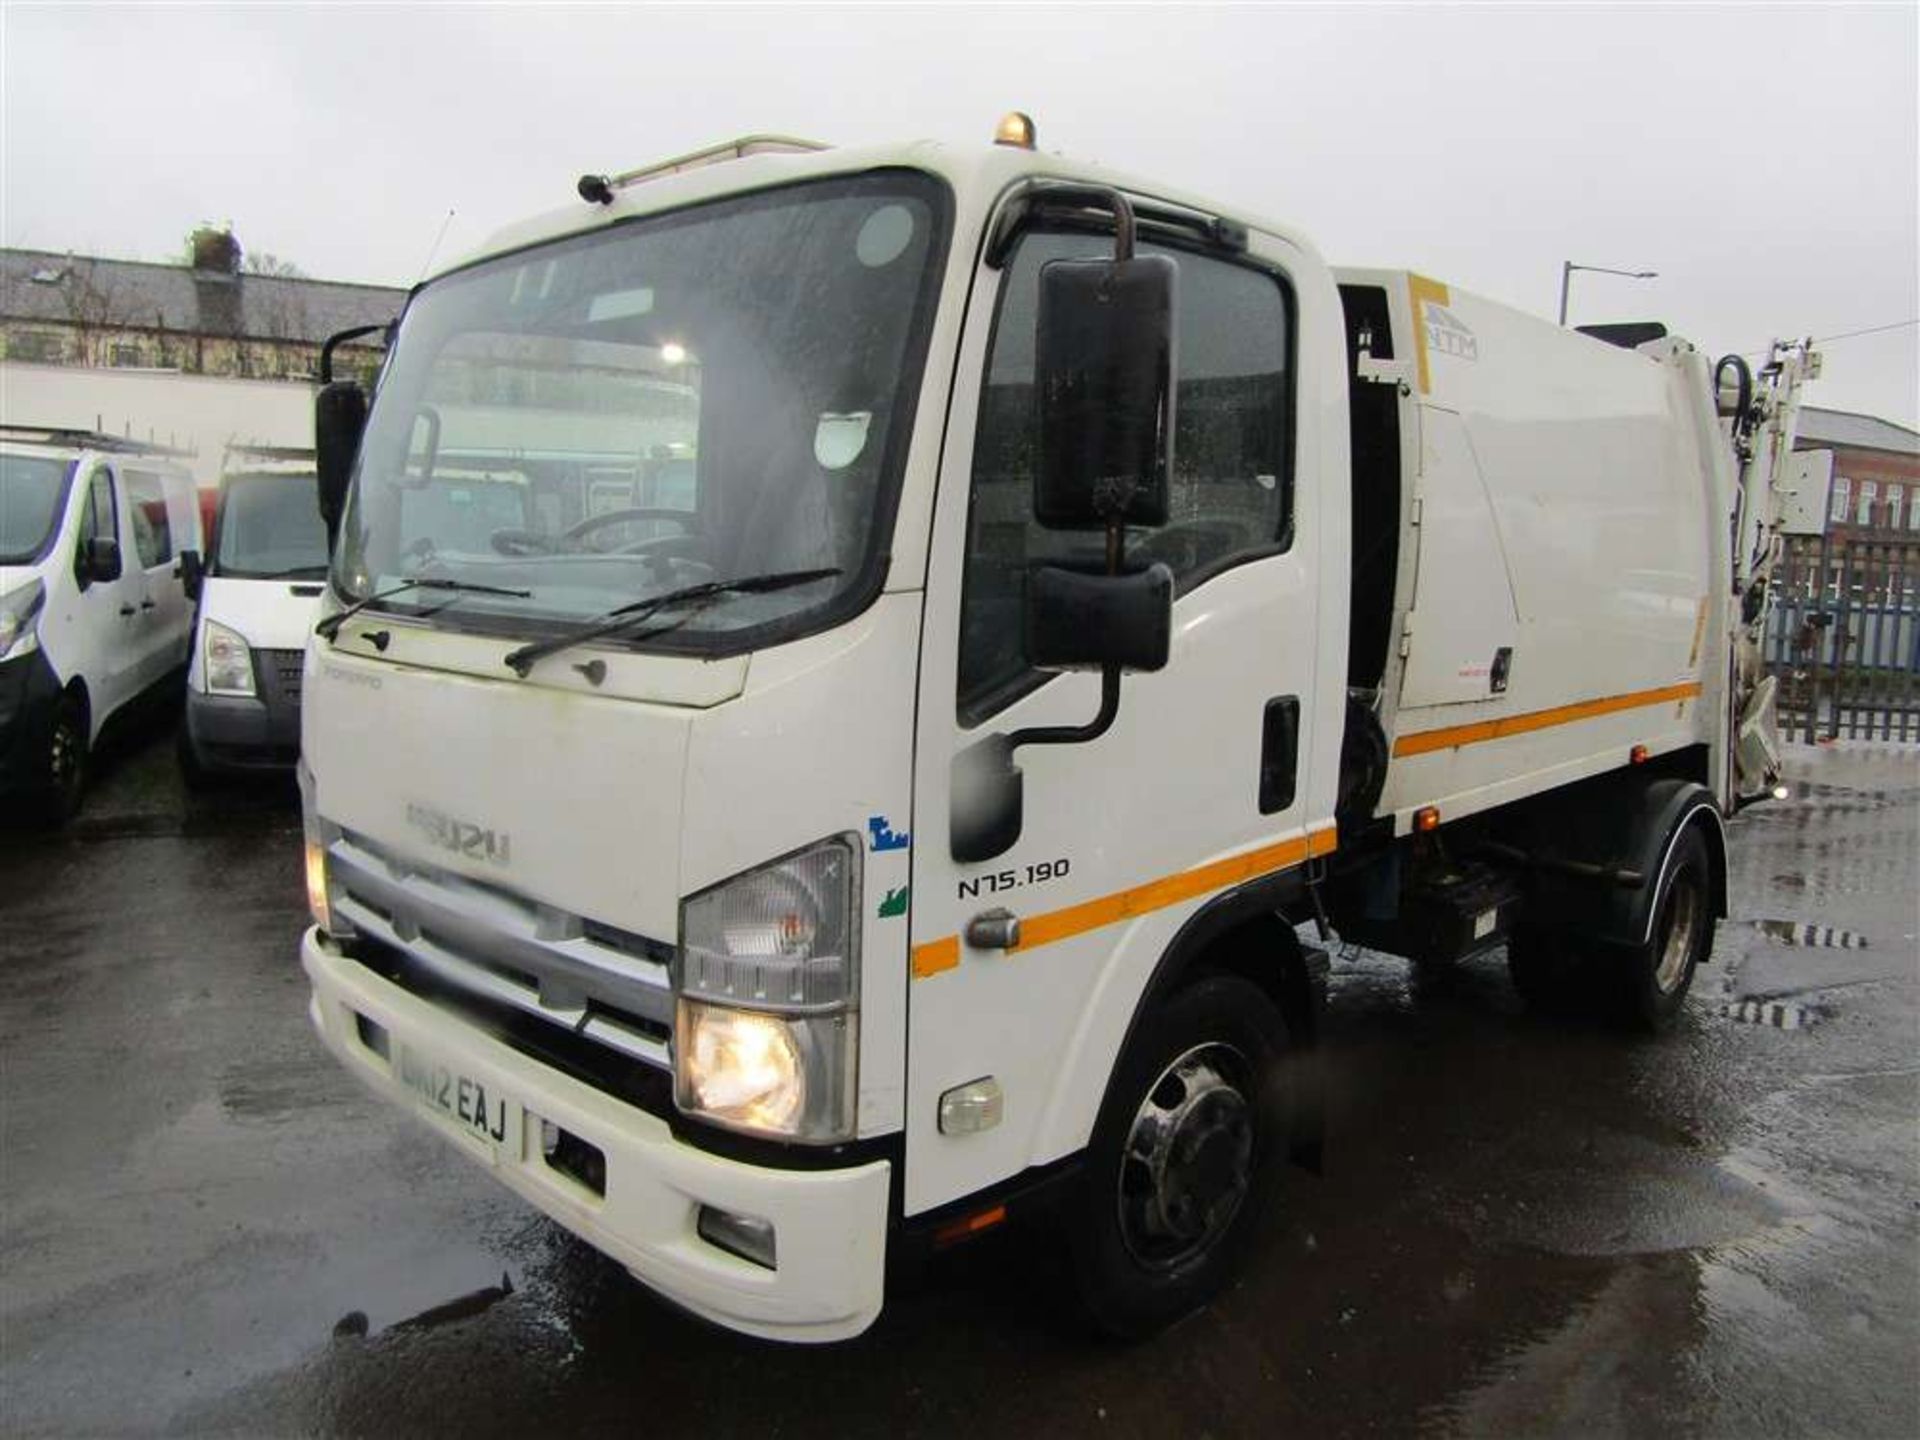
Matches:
[[304, 840, 332, 933]]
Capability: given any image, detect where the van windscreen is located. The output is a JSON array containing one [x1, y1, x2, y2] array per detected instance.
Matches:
[[216, 473, 330, 578], [0, 454, 76, 565]]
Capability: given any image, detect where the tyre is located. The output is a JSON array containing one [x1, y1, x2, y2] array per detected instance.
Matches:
[[1069, 975, 1292, 1339], [38, 690, 89, 826], [1507, 924, 1591, 1015], [1614, 826, 1713, 1031]]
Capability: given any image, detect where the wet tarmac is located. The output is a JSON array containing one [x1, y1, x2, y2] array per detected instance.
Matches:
[[2, 719, 1915, 1437]]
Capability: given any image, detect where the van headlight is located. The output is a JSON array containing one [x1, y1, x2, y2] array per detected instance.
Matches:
[[0, 578, 45, 660], [203, 620, 256, 696], [674, 837, 858, 1142]]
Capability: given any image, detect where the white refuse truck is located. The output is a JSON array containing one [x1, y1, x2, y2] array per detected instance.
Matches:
[[295, 122, 1815, 1341]]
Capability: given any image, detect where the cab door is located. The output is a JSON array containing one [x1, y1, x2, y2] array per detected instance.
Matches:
[[68, 463, 141, 730], [904, 219, 1341, 1218]]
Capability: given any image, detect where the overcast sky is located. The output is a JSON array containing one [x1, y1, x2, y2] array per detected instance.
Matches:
[[4, 1, 1915, 422]]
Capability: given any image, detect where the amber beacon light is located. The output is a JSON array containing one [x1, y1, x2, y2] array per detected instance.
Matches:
[[994, 111, 1037, 149]]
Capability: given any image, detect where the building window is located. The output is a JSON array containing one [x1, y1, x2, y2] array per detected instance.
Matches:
[[1830, 474, 1850, 523], [6, 330, 66, 364], [110, 342, 144, 368], [1889, 486, 1905, 533], [1857, 479, 1878, 527]]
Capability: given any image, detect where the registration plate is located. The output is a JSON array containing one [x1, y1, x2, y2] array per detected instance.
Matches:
[[396, 1045, 521, 1159]]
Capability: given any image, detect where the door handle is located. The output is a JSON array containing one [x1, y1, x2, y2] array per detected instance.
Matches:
[[966, 908, 1021, 950], [119, 604, 137, 617]]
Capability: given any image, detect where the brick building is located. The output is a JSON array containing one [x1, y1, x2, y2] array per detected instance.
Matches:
[[0, 230, 402, 387], [1797, 406, 1920, 539]]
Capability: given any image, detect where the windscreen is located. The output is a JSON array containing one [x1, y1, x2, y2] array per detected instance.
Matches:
[[333, 171, 949, 651], [216, 472, 330, 578], [0, 454, 76, 565]]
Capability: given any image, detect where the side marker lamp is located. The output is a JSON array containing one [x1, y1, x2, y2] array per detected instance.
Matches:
[[1414, 806, 1441, 833]]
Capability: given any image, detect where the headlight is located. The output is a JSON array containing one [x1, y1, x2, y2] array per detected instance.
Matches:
[[304, 838, 332, 933], [203, 620, 256, 696], [0, 578, 45, 660], [674, 837, 859, 1142]]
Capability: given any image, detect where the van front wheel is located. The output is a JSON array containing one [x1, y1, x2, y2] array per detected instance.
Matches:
[[40, 691, 88, 825], [1070, 975, 1291, 1339]]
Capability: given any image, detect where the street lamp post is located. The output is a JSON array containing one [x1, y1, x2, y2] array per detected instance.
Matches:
[[1558, 261, 1659, 326]]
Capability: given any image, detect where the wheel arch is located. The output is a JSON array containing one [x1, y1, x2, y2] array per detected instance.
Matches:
[[1070, 871, 1327, 1172], [58, 676, 93, 740]]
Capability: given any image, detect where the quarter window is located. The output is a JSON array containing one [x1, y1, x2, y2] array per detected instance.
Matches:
[[125, 469, 173, 567], [957, 231, 1294, 721]]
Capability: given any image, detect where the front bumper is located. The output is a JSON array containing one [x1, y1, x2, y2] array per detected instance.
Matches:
[[302, 928, 891, 1342], [185, 688, 300, 772]]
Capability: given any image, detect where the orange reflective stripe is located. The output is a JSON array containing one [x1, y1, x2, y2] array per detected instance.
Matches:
[[911, 825, 1337, 978], [1393, 681, 1702, 758], [911, 935, 960, 979]]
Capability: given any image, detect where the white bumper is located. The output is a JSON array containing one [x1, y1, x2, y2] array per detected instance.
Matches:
[[302, 929, 890, 1343]]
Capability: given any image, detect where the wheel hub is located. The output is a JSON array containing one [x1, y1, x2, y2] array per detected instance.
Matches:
[[1118, 1044, 1253, 1269], [1655, 872, 1701, 992]]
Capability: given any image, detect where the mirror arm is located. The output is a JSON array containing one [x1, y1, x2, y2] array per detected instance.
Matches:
[[1005, 513, 1127, 754], [1006, 664, 1121, 753], [320, 321, 391, 384]]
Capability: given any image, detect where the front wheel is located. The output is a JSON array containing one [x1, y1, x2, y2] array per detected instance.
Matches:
[[1069, 975, 1292, 1339], [38, 691, 89, 825], [1614, 826, 1713, 1031]]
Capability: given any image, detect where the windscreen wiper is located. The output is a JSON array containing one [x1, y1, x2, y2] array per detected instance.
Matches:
[[502, 568, 839, 678], [316, 576, 533, 642]]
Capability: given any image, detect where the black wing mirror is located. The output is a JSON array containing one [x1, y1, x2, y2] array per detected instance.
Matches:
[[81, 536, 122, 586], [315, 380, 368, 551], [1034, 252, 1175, 528], [177, 548, 205, 601]]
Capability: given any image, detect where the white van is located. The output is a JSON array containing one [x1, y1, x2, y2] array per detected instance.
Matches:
[[0, 426, 203, 821], [180, 447, 329, 782]]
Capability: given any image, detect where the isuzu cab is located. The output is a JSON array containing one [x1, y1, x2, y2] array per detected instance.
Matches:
[[297, 123, 1813, 1341]]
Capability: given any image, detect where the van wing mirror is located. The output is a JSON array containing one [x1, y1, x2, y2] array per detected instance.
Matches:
[[177, 548, 205, 601], [1034, 253, 1176, 529], [83, 536, 122, 585], [315, 380, 369, 547]]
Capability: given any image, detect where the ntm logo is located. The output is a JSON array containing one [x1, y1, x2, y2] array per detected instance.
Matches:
[[405, 803, 512, 866], [1423, 303, 1480, 362]]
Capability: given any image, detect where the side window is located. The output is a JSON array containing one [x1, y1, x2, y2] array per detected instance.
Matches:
[[125, 469, 174, 567], [75, 466, 119, 585], [957, 231, 1294, 721]]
